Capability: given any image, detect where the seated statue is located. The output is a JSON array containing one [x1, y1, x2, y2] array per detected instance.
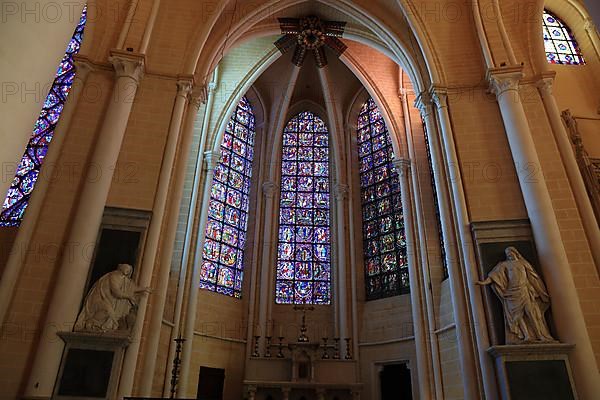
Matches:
[[74, 263, 150, 333], [476, 247, 555, 344]]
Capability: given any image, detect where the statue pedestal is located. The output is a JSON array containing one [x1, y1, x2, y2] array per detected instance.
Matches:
[[53, 331, 131, 400], [488, 343, 577, 400]]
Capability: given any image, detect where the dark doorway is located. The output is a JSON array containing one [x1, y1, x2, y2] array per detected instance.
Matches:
[[380, 363, 412, 400], [197, 367, 225, 400]]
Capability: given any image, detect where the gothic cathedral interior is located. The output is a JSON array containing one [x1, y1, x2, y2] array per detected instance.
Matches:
[[1, 1, 600, 400]]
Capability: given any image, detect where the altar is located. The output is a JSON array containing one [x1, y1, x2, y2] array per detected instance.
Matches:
[[243, 305, 361, 400], [243, 357, 361, 400]]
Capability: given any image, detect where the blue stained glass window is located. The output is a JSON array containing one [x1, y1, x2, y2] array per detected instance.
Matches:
[[200, 96, 256, 298], [275, 111, 331, 305], [543, 9, 585, 65], [357, 98, 409, 300], [0, 8, 87, 227]]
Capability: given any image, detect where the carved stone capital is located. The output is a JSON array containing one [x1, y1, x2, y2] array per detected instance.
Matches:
[[176, 75, 194, 99], [398, 87, 408, 102], [392, 158, 412, 176], [189, 85, 207, 109], [487, 67, 524, 98], [414, 92, 433, 117], [535, 71, 556, 98], [333, 183, 349, 200], [70, 55, 94, 90], [429, 85, 448, 109], [108, 49, 145, 83], [73, 54, 94, 76], [262, 181, 277, 198], [537, 78, 554, 97], [204, 150, 221, 172]]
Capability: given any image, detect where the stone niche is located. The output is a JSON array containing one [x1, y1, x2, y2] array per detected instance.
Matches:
[[471, 220, 578, 400], [53, 332, 131, 400], [85, 207, 150, 293], [470, 220, 551, 345]]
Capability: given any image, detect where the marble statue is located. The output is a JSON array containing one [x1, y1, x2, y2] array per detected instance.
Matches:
[[74, 263, 150, 333], [476, 247, 555, 344]]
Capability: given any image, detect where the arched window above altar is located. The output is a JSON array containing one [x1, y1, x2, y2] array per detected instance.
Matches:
[[275, 111, 332, 305]]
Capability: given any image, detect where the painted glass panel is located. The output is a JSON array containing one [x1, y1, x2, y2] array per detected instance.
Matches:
[[358, 98, 409, 300], [200, 96, 256, 298], [543, 9, 585, 65], [276, 112, 331, 305], [1, 8, 87, 226]]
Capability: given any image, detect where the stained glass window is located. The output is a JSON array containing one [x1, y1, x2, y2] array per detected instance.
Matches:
[[0, 8, 87, 227], [200, 96, 256, 298], [422, 119, 448, 280], [357, 98, 409, 300], [543, 9, 585, 65], [275, 112, 331, 305]]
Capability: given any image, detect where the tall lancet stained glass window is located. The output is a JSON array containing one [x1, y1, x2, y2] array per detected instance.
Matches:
[[0, 8, 87, 227], [543, 9, 585, 65], [275, 112, 331, 305], [358, 98, 409, 300], [200, 97, 256, 298]]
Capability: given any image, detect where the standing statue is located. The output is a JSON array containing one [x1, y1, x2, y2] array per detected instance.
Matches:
[[74, 263, 150, 333], [476, 247, 555, 344]]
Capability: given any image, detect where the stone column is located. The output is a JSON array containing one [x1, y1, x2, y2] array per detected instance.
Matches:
[[488, 66, 600, 399], [333, 183, 349, 342], [414, 93, 480, 400], [24, 49, 144, 398], [400, 88, 444, 398], [120, 77, 194, 397], [257, 181, 277, 351], [344, 123, 360, 361], [536, 74, 600, 270], [162, 85, 212, 397], [393, 158, 434, 400], [177, 150, 220, 397], [430, 86, 497, 399]]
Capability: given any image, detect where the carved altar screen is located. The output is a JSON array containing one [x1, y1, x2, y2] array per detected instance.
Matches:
[[357, 98, 408, 300], [200, 96, 256, 298], [275, 111, 331, 305]]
